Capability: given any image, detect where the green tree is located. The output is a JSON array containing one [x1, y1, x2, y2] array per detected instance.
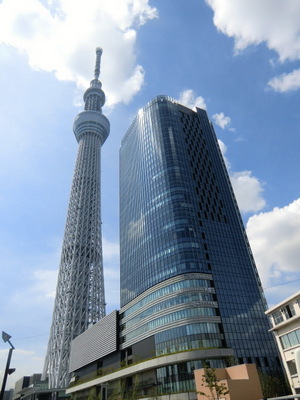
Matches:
[[225, 356, 238, 367], [87, 387, 97, 400], [198, 363, 229, 400], [258, 369, 291, 399]]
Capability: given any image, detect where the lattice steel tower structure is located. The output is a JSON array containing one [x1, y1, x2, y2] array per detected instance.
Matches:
[[43, 48, 109, 389]]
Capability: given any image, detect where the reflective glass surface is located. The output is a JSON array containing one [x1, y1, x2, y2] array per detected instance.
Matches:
[[280, 328, 300, 349], [120, 96, 279, 371], [156, 358, 226, 394], [121, 277, 212, 318]]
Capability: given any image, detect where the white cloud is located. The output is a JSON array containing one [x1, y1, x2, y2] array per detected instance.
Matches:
[[212, 112, 232, 130], [179, 89, 207, 110], [246, 199, 300, 300], [217, 139, 227, 155], [205, 0, 300, 91], [218, 140, 266, 213], [230, 171, 266, 213], [217, 139, 230, 169], [206, 0, 300, 61], [268, 68, 300, 92], [0, 0, 158, 106]]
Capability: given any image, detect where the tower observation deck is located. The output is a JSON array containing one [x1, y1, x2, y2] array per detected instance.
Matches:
[[43, 48, 109, 389]]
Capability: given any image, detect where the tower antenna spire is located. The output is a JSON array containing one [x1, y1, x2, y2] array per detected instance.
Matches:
[[94, 47, 103, 80]]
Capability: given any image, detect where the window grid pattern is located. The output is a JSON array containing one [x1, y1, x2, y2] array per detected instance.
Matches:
[[119, 96, 279, 373], [272, 303, 296, 326], [121, 277, 213, 319], [155, 323, 223, 356], [181, 111, 226, 224], [156, 358, 226, 394], [120, 99, 216, 305], [119, 275, 220, 351], [280, 328, 300, 349], [122, 292, 217, 330], [122, 307, 218, 343], [287, 360, 298, 376], [272, 310, 284, 325]]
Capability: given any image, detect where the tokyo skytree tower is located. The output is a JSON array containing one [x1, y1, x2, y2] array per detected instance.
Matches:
[[43, 48, 109, 389]]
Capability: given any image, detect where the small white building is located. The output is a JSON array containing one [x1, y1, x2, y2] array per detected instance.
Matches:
[[266, 291, 300, 395]]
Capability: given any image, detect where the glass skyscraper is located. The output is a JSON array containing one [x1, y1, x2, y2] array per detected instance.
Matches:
[[119, 95, 279, 391]]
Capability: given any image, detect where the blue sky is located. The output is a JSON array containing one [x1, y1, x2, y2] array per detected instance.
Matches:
[[0, 0, 300, 389]]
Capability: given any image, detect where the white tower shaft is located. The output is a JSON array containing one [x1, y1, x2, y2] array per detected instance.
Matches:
[[43, 48, 109, 389]]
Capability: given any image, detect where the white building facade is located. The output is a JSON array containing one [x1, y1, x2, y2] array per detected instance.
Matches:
[[266, 291, 300, 395]]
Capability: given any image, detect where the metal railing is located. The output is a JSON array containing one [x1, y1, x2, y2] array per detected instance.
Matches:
[[261, 395, 300, 400]]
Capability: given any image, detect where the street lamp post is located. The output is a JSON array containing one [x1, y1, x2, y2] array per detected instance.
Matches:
[[0, 332, 15, 400]]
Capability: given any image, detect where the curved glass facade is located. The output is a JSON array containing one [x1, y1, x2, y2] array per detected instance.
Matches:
[[123, 293, 215, 328], [119, 96, 279, 373], [156, 358, 226, 394], [121, 276, 213, 318], [155, 323, 223, 356], [120, 274, 221, 350]]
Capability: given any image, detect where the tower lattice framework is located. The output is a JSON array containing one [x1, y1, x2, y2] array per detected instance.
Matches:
[[43, 48, 109, 389]]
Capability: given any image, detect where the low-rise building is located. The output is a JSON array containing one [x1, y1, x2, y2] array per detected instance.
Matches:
[[66, 310, 234, 399], [266, 291, 300, 395], [194, 364, 263, 400], [13, 374, 66, 400], [3, 389, 14, 400]]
